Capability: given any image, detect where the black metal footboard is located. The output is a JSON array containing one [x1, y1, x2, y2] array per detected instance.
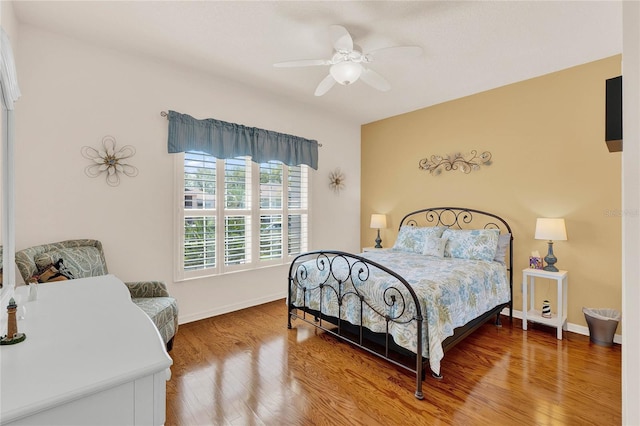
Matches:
[[287, 250, 426, 400]]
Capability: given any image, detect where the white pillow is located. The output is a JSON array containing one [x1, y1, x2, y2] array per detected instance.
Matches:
[[422, 236, 447, 257], [493, 233, 511, 263]]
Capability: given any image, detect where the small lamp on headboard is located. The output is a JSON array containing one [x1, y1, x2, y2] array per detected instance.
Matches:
[[534, 218, 567, 272], [370, 214, 387, 249]]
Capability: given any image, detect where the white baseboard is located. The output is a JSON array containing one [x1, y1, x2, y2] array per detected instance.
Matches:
[[178, 292, 286, 325], [501, 308, 622, 345]]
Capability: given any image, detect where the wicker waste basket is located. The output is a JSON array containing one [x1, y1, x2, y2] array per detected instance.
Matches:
[[582, 307, 621, 347]]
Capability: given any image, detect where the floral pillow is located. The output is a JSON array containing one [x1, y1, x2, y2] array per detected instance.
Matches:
[[392, 226, 446, 254], [422, 236, 447, 257], [442, 228, 500, 261]]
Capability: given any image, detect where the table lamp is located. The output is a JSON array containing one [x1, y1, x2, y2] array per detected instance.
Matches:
[[370, 214, 387, 248], [534, 218, 567, 272]]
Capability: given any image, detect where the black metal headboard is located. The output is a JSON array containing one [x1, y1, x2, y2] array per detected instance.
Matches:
[[399, 207, 512, 234], [399, 207, 513, 317]]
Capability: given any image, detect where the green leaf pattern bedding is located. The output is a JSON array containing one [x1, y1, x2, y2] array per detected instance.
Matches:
[[290, 250, 509, 376]]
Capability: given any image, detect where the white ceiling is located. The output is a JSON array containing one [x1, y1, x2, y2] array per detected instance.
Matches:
[[12, 1, 622, 125]]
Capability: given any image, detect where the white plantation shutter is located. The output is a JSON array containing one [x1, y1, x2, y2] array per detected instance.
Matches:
[[224, 158, 251, 266], [184, 216, 216, 270], [184, 152, 216, 209], [260, 162, 283, 209], [287, 165, 308, 256], [260, 214, 282, 260], [287, 165, 304, 209], [224, 157, 250, 209], [259, 162, 283, 261], [178, 153, 310, 279], [224, 215, 251, 265], [183, 152, 217, 272], [287, 213, 307, 256]]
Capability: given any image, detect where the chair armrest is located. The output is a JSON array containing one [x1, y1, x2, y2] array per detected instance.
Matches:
[[124, 281, 170, 298]]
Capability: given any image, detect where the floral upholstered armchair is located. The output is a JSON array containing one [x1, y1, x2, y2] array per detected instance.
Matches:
[[15, 239, 178, 351]]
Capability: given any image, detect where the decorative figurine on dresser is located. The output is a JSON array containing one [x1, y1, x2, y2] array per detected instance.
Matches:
[[0, 297, 26, 345]]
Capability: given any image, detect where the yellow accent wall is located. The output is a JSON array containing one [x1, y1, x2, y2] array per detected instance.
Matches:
[[361, 55, 622, 332]]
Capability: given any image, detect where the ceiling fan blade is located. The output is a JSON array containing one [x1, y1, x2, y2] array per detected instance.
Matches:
[[329, 25, 353, 52], [273, 59, 329, 68], [314, 74, 336, 96], [365, 46, 423, 62], [360, 68, 391, 92]]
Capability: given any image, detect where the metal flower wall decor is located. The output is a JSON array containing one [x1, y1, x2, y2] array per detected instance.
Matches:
[[81, 136, 139, 186], [329, 168, 345, 193], [418, 150, 492, 175]]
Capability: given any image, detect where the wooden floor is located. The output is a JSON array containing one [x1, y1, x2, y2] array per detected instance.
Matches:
[[166, 300, 621, 426]]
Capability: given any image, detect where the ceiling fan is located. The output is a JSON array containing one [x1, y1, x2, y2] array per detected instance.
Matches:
[[274, 25, 422, 96]]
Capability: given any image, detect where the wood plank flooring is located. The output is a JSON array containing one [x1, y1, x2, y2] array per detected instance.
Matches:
[[166, 300, 621, 425]]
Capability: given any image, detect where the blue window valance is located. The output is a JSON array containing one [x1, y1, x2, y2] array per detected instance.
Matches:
[[167, 110, 318, 170]]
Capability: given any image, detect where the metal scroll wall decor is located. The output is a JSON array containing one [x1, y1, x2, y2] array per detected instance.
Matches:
[[418, 150, 492, 175], [81, 136, 139, 186]]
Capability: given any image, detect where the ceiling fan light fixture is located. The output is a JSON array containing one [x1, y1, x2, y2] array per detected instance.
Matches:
[[330, 61, 362, 85], [274, 25, 419, 96]]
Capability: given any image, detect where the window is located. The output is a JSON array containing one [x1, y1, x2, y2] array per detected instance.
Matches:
[[177, 152, 309, 279]]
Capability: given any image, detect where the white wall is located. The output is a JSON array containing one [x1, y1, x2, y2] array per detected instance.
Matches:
[[1, 1, 19, 46], [14, 25, 361, 324]]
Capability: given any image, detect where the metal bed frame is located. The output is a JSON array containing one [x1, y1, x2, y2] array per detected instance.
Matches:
[[287, 207, 513, 400]]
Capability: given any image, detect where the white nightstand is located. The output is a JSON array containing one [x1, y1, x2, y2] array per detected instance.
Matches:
[[522, 268, 568, 339], [362, 247, 390, 252]]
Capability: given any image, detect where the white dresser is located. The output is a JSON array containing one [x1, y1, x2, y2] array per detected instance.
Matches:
[[0, 275, 173, 425]]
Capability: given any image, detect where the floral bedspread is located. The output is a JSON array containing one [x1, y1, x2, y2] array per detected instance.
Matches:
[[289, 251, 510, 375]]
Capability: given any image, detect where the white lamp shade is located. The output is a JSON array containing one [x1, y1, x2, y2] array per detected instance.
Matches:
[[330, 61, 362, 85], [534, 218, 567, 241], [370, 214, 387, 229]]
